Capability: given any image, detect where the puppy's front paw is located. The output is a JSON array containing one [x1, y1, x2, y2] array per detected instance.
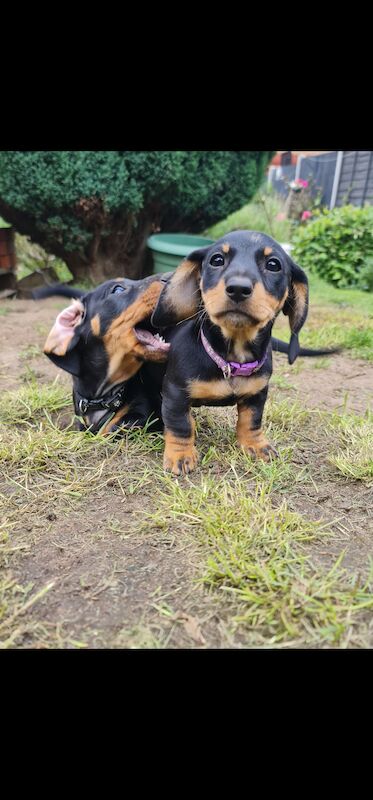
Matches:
[[163, 444, 199, 476], [244, 442, 279, 461]]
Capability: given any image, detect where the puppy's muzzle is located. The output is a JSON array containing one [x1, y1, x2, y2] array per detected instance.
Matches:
[[225, 277, 253, 304]]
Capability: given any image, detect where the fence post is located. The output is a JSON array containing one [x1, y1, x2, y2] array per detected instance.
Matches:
[[295, 154, 304, 180], [330, 151, 344, 209], [267, 165, 276, 187]]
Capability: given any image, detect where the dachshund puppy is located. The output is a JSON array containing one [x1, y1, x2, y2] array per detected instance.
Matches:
[[151, 230, 332, 475], [43, 275, 170, 434]]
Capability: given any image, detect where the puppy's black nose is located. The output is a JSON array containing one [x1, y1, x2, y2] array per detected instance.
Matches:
[[225, 278, 253, 303]]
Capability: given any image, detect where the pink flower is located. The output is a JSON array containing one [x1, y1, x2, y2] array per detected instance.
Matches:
[[276, 212, 286, 221], [301, 210, 312, 221], [300, 179, 309, 188]]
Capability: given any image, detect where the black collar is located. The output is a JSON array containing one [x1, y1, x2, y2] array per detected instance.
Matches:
[[75, 383, 128, 433]]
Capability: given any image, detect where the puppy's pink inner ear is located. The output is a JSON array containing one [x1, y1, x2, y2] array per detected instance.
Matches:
[[44, 300, 84, 356], [56, 301, 84, 329]]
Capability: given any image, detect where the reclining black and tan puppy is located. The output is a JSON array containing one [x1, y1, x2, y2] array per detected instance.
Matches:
[[150, 230, 337, 475], [42, 275, 170, 434]]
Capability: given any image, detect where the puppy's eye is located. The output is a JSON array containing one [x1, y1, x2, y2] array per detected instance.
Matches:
[[112, 284, 127, 294], [210, 254, 225, 268], [266, 258, 281, 272]]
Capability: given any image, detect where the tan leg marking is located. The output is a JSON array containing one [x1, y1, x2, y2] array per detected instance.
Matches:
[[163, 416, 198, 476], [236, 404, 278, 461]]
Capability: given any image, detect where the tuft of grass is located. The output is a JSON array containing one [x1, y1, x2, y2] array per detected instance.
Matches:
[[0, 380, 72, 425], [299, 323, 373, 362], [271, 373, 295, 389], [191, 401, 312, 492], [149, 476, 373, 647], [265, 396, 312, 434], [19, 345, 43, 361], [0, 573, 55, 649], [112, 624, 171, 649], [327, 412, 373, 481], [0, 384, 167, 539]]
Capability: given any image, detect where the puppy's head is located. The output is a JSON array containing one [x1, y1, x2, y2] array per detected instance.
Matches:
[[43, 275, 170, 381], [152, 231, 308, 363]]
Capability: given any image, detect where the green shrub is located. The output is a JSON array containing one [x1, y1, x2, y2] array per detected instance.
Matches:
[[291, 205, 373, 290], [0, 151, 273, 282], [356, 256, 373, 292]]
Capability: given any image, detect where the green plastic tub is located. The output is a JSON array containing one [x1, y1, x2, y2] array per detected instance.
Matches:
[[147, 233, 215, 273]]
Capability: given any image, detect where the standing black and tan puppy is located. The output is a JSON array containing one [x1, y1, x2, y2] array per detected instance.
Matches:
[[43, 275, 170, 434], [151, 230, 315, 475]]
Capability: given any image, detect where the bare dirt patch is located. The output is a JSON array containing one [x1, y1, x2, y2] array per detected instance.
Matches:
[[0, 297, 71, 391], [273, 351, 372, 415]]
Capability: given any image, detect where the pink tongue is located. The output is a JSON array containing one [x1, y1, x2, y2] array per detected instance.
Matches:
[[135, 328, 170, 351]]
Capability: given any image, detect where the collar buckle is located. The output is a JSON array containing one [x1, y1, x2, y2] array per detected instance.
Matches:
[[79, 398, 89, 414], [222, 364, 231, 380]]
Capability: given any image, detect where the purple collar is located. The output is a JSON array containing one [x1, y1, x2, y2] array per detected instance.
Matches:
[[200, 327, 267, 379]]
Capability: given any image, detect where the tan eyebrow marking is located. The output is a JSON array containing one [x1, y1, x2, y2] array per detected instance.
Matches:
[[264, 247, 273, 256], [222, 243, 230, 254]]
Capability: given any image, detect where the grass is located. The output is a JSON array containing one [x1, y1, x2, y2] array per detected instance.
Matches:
[[273, 272, 373, 361], [0, 380, 71, 425], [306, 274, 373, 315], [149, 476, 373, 647], [327, 411, 373, 481], [19, 345, 44, 361], [205, 188, 291, 243], [0, 574, 55, 649]]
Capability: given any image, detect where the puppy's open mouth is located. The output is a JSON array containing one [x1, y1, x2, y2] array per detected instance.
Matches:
[[134, 328, 170, 353]]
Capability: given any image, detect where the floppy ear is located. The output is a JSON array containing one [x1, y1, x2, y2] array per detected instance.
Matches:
[[43, 300, 84, 376], [282, 257, 309, 364], [151, 247, 209, 328]]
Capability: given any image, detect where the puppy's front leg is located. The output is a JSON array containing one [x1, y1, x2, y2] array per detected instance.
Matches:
[[236, 387, 278, 461], [161, 379, 198, 476]]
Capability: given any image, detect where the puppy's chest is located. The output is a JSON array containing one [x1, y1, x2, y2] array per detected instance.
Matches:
[[187, 374, 269, 404]]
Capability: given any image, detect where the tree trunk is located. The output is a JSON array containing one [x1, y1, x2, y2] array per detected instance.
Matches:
[[0, 198, 156, 283]]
